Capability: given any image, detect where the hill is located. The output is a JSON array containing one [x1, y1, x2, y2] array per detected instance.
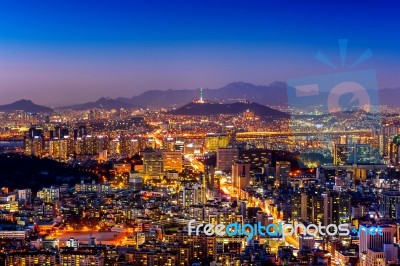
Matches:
[[168, 101, 289, 118], [0, 154, 96, 192], [0, 100, 53, 113]]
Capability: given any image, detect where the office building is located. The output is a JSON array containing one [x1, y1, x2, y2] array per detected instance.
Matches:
[[334, 144, 381, 165], [142, 150, 164, 178], [238, 148, 271, 173], [216, 148, 239, 171], [380, 190, 400, 219], [162, 151, 183, 173], [129, 171, 144, 191], [324, 191, 351, 225], [275, 161, 291, 187], [232, 161, 251, 191], [359, 225, 395, 254], [205, 133, 229, 152]]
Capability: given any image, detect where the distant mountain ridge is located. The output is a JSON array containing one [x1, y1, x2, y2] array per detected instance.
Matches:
[[3, 82, 400, 112], [0, 100, 53, 113], [117, 81, 290, 108], [169, 101, 289, 118], [116, 81, 400, 109], [58, 97, 135, 110]]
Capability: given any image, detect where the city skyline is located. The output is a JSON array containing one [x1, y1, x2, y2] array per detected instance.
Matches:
[[2, 2, 400, 266], [1, 1, 400, 105]]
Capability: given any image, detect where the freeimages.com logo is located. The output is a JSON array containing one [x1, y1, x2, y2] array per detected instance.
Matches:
[[188, 220, 383, 241]]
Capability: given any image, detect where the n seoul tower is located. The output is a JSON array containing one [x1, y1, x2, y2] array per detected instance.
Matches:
[[199, 88, 204, 103]]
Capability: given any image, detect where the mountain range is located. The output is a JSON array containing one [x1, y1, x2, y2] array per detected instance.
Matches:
[[116, 82, 289, 108], [2, 82, 400, 112]]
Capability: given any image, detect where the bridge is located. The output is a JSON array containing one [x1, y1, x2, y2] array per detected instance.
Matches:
[[0, 135, 24, 141], [236, 130, 372, 138], [1, 129, 373, 142]]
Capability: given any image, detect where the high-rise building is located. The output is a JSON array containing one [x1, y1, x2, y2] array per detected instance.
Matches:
[[390, 135, 400, 166], [24, 127, 44, 157], [216, 148, 239, 171], [37, 186, 60, 203], [129, 139, 140, 155], [300, 192, 312, 222], [6, 251, 56, 266], [129, 171, 144, 191], [205, 133, 229, 152], [359, 225, 395, 263], [164, 231, 216, 262], [34, 203, 55, 220], [334, 144, 381, 165], [163, 136, 175, 151], [28, 126, 44, 139], [275, 161, 291, 187], [363, 249, 385, 266], [312, 194, 326, 225], [178, 184, 204, 207], [49, 137, 70, 161], [232, 161, 251, 191], [83, 135, 98, 155], [162, 151, 183, 173], [17, 189, 32, 203], [324, 191, 351, 225], [59, 249, 104, 266], [238, 148, 271, 173], [142, 150, 164, 178], [300, 191, 327, 224], [351, 205, 367, 219], [109, 138, 120, 156], [209, 211, 243, 226], [380, 190, 400, 219], [78, 125, 87, 138], [381, 125, 400, 156], [291, 192, 302, 220], [126, 250, 177, 266]]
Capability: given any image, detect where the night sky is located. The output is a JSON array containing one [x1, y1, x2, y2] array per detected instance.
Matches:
[[0, 1, 398, 106]]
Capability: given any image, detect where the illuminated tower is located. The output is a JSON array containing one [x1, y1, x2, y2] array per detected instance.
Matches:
[[200, 88, 203, 102]]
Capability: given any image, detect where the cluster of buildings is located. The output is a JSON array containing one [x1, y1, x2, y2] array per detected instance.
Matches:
[[0, 102, 400, 265]]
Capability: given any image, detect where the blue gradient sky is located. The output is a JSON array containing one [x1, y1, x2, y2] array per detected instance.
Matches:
[[0, 1, 398, 106]]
